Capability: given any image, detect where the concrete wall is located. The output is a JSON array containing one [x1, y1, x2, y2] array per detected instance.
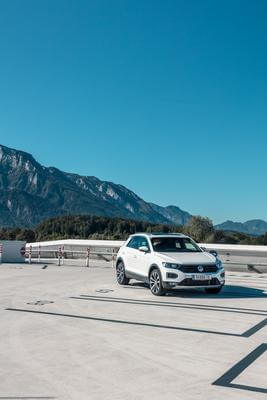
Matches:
[[0, 240, 26, 263]]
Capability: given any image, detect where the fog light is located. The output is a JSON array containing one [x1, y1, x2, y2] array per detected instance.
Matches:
[[220, 271, 225, 278], [167, 273, 178, 279]]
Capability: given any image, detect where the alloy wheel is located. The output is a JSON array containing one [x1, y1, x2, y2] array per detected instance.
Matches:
[[116, 263, 124, 284], [150, 270, 160, 294]]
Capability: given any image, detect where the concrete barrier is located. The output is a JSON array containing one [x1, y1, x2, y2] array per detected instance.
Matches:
[[0, 240, 26, 263]]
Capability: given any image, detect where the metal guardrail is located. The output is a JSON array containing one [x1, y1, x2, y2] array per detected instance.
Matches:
[[24, 243, 267, 272], [221, 261, 267, 275], [199, 244, 267, 270], [26, 246, 117, 267]]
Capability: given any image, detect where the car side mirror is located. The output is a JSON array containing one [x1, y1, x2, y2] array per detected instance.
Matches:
[[209, 250, 218, 257], [200, 247, 218, 258], [139, 246, 149, 253]]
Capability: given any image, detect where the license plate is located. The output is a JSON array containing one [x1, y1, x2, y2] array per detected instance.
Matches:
[[193, 274, 212, 280]]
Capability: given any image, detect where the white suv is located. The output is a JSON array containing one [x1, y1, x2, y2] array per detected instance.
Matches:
[[116, 233, 225, 296]]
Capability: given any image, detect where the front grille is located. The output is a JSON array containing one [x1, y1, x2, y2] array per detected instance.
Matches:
[[178, 278, 220, 286], [178, 264, 218, 273]]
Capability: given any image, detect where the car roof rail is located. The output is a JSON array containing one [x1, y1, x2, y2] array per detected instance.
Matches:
[[132, 232, 185, 236]]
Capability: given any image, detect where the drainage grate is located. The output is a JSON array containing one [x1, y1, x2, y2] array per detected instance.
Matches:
[[27, 300, 54, 306]]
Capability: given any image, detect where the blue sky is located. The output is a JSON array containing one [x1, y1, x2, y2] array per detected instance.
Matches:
[[0, 0, 266, 224]]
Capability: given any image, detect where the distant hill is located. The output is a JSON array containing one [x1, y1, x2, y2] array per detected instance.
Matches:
[[215, 219, 267, 236], [0, 144, 192, 227], [149, 203, 192, 225]]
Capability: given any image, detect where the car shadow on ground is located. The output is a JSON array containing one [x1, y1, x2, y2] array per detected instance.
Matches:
[[124, 282, 267, 299]]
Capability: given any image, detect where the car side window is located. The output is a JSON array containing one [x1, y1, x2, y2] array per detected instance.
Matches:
[[138, 236, 150, 250], [127, 237, 140, 249], [127, 236, 150, 251]]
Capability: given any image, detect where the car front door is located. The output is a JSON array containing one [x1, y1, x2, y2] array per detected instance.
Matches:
[[131, 236, 151, 279], [124, 236, 141, 272]]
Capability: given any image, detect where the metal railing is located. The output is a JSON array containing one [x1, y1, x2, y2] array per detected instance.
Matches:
[[26, 245, 117, 267], [200, 244, 267, 272], [24, 242, 267, 272]]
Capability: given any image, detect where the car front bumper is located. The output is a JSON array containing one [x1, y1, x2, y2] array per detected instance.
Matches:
[[162, 269, 225, 289]]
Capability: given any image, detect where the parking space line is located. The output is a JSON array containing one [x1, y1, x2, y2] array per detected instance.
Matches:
[[5, 308, 242, 337], [6, 308, 267, 338], [213, 343, 267, 393], [242, 319, 267, 337], [71, 296, 267, 317], [79, 294, 267, 314]]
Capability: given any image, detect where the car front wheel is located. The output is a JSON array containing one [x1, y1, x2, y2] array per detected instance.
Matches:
[[149, 269, 165, 296], [116, 261, 130, 285]]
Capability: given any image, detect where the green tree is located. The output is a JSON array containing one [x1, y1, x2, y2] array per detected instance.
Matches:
[[186, 216, 214, 242], [16, 229, 36, 242]]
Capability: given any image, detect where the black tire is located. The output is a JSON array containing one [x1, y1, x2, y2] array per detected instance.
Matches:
[[116, 261, 130, 285], [149, 268, 166, 296], [205, 286, 223, 294]]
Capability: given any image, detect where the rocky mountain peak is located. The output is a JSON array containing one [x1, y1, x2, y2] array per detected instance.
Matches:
[[0, 144, 192, 228]]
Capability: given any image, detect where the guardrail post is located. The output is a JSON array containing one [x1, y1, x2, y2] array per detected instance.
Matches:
[[38, 245, 41, 263], [58, 247, 61, 266], [86, 248, 90, 268], [0, 244, 2, 265], [29, 245, 32, 264], [62, 246, 64, 265]]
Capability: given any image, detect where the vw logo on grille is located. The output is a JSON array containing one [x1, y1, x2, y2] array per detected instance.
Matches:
[[198, 265, 204, 272]]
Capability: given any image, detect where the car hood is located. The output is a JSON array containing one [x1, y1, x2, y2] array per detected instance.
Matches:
[[155, 251, 216, 264]]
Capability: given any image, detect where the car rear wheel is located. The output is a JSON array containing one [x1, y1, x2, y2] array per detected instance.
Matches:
[[149, 269, 165, 296], [205, 286, 223, 294], [116, 261, 130, 285]]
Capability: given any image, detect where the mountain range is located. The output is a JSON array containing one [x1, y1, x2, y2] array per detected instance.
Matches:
[[0, 144, 192, 227], [1, 144, 267, 236], [215, 219, 267, 236]]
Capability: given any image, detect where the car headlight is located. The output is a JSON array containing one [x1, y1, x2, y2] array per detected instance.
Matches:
[[162, 262, 180, 269], [216, 260, 223, 269]]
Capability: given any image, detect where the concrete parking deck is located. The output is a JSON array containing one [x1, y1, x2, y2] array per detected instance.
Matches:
[[0, 263, 266, 400]]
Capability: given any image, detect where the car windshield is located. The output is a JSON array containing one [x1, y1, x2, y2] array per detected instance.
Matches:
[[151, 237, 202, 253]]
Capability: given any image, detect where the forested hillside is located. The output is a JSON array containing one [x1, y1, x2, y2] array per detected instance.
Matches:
[[1, 214, 267, 245]]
